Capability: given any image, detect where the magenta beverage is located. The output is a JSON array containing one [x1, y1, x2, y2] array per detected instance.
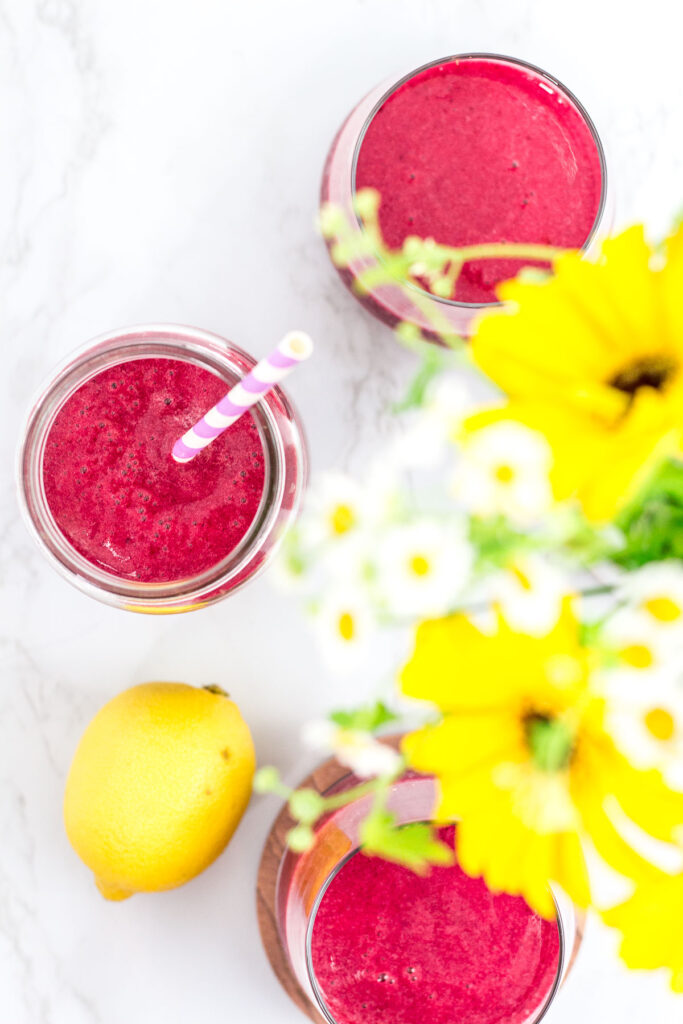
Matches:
[[18, 325, 307, 612], [43, 359, 265, 584], [310, 827, 560, 1024], [275, 773, 581, 1024], [322, 54, 609, 336]]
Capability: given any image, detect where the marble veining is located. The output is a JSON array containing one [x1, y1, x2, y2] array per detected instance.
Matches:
[[1, 1, 682, 1021]]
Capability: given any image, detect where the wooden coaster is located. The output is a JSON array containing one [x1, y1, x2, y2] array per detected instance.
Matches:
[[256, 753, 349, 1023], [255, 741, 584, 1021]]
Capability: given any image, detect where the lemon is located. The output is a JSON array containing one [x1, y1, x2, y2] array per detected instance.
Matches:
[[64, 682, 256, 900]]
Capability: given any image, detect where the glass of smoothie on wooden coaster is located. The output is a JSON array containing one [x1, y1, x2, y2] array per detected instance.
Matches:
[[321, 53, 609, 337], [260, 765, 583, 1024], [18, 324, 308, 612]]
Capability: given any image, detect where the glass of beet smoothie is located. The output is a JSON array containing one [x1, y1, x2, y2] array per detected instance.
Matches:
[[18, 324, 307, 612], [276, 770, 582, 1024], [321, 53, 610, 337]]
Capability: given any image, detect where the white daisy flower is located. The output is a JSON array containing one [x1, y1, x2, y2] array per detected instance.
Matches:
[[302, 720, 402, 778], [615, 562, 683, 650], [312, 586, 376, 673], [478, 555, 570, 637], [322, 539, 376, 595], [299, 471, 367, 548], [374, 518, 474, 618], [599, 606, 683, 697], [427, 375, 474, 435], [464, 605, 499, 636], [360, 459, 405, 525], [300, 467, 402, 549], [389, 413, 447, 471], [606, 689, 683, 788], [452, 421, 554, 525], [389, 376, 474, 470]]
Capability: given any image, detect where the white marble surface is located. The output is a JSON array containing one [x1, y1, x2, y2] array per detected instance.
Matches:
[[1, 1, 683, 1021]]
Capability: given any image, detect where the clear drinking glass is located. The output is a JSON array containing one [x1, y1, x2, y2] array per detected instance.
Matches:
[[321, 52, 612, 339], [17, 324, 307, 613], [276, 770, 584, 1024]]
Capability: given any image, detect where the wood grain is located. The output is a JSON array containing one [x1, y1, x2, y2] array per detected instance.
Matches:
[[256, 754, 350, 1023], [255, 740, 583, 1020]]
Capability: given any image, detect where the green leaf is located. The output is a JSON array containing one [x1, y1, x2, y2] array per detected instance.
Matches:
[[394, 320, 424, 346], [353, 187, 381, 220], [563, 521, 624, 565], [279, 530, 309, 577], [468, 515, 528, 568], [329, 701, 398, 733], [286, 824, 314, 853], [253, 766, 282, 794], [318, 202, 347, 238], [360, 808, 454, 874], [392, 347, 449, 413], [288, 788, 326, 825], [578, 619, 605, 650], [668, 206, 683, 236], [615, 458, 683, 568], [430, 275, 453, 298]]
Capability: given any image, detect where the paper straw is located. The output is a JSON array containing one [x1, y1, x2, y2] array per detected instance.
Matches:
[[172, 331, 313, 464]]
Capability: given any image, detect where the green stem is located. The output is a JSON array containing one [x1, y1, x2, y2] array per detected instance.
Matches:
[[271, 780, 296, 801], [408, 285, 465, 348], [427, 242, 567, 263], [321, 771, 402, 812], [579, 583, 617, 598]]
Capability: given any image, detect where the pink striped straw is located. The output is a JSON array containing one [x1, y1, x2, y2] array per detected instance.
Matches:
[[172, 331, 313, 464]]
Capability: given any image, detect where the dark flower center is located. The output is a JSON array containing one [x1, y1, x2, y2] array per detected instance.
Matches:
[[525, 713, 574, 772], [610, 355, 678, 396]]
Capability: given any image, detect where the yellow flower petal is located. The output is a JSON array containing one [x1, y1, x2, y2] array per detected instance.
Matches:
[[434, 767, 506, 821], [596, 742, 683, 844], [402, 714, 524, 780], [594, 226, 664, 350], [465, 397, 682, 522], [469, 223, 683, 520], [574, 775, 662, 886], [661, 221, 683, 344], [400, 613, 523, 712], [520, 831, 558, 918], [603, 870, 683, 989], [457, 806, 570, 919], [555, 830, 591, 908], [400, 600, 587, 713], [475, 272, 616, 394]]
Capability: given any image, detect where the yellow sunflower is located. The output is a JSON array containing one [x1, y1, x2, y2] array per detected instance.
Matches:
[[467, 224, 683, 521], [603, 870, 683, 992], [399, 599, 683, 918]]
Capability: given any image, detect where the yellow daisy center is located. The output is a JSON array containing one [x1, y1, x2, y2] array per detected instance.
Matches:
[[337, 612, 355, 642], [510, 565, 533, 591], [620, 643, 654, 669], [409, 554, 431, 577], [644, 707, 676, 742], [643, 596, 681, 622], [330, 503, 356, 536], [609, 354, 678, 396], [494, 463, 516, 484]]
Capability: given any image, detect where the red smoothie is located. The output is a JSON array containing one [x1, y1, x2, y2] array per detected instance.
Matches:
[[354, 57, 603, 303], [310, 826, 561, 1024], [43, 358, 265, 583]]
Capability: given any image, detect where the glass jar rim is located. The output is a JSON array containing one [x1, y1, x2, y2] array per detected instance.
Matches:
[[16, 323, 305, 608], [349, 51, 609, 311]]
